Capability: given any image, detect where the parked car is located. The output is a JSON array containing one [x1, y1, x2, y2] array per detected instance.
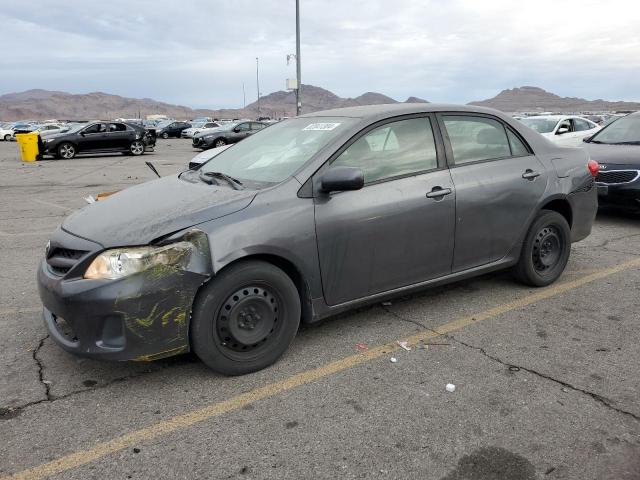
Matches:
[[12, 123, 38, 136], [192, 121, 267, 149], [41, 121, 154, 159], [519, 115, 601, 147], [181, 122, 220, 139], [156, 121, 191, 139], [0, 123, 15, 141], [37, 104, 597, 375], [188, 144, 232, 169], [583, 112, 640, 212], [39, 124, 75, 138], [35, 124, 66, 136]]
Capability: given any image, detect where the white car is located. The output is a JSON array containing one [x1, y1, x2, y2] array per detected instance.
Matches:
[[36, 124, 66, 136], [519, 115, 601, 147], [181, 121, 220, 138], [0, 123, 15, 141], [188, 144, 232, 169]]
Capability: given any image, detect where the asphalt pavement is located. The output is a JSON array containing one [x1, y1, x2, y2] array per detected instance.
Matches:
[[0, 139, 639, 480]]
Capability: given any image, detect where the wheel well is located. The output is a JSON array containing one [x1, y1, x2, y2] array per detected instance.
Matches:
[[217, 254, 312, 323], [540, 199, 572, 228]]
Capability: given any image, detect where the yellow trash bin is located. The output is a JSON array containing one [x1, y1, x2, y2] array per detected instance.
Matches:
[[15, 133, 40, 162]]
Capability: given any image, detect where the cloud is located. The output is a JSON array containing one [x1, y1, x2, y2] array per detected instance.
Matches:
[[1, 0, 639, 107]]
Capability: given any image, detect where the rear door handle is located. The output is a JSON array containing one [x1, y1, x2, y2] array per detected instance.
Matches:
[[522, 169, 540, 180], [426, 186, 452, 199]]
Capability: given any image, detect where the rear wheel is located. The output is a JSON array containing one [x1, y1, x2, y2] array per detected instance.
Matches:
[[57, 142, 76, 159], [130, 140, 145, 156], [191, 261, 301, 376], [214, 138, 226, 148], [513, 210, 571, 287]]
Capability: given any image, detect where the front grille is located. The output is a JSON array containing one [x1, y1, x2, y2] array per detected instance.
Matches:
[[596, 170, 639, 185], [47, 247, 88, 276]]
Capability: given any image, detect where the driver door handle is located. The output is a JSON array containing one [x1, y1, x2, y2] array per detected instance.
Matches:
[[522, 169, 540, 180], [426, 186, 452, 199]]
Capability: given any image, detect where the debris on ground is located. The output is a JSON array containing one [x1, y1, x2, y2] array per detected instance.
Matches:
[[397, 341, 411, 351], [446, 383, 456, 392], [355, 343, 368, 351], [381, 301, 392, 306], [390, 357, 398, 363], [84, 196, 95, 204]]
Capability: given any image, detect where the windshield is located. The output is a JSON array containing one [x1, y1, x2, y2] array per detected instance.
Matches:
[[589, 114, 640, 144], [199, 117, 357, 185], [520, 118, 558, 134]]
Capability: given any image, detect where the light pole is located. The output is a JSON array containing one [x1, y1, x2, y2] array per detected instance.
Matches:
[[295, 0, 302, 115], [242, 82, 246, 109], [256, 57, 261, 116]]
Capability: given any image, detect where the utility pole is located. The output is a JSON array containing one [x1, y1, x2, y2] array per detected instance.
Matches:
[[295, 0, 302, 115], [242, 82, 246, 109], [256, 57, 261, 116]]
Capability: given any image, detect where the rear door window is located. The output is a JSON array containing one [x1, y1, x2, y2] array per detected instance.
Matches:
[[442, 116, 511, 164], [573, 119, 593, 131]]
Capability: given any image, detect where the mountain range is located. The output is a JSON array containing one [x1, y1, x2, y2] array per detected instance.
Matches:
[[0, 85, 637, 121]]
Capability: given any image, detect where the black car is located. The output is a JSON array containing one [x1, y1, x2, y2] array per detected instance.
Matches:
[[192, 121, 267, 149], [42, 121, 155, 159], [583, 112, 640, 212], [156, 121, 191, 139], [38, 104, 597, 375]]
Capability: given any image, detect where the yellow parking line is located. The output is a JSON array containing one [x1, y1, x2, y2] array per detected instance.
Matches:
[[3, 256, 640, 480]]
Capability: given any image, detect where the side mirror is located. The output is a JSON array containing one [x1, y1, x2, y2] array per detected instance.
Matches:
[[320, 167, 364, 193], [556, 127, 569, 135], [80, 132, 86, 136], [233, 127, 241, 133], [583, 135, 592, 143]]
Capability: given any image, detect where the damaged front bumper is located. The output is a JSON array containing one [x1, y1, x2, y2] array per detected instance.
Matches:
[[37, 228, 211, 361]]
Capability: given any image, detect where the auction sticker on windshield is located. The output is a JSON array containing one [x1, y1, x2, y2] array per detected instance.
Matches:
[[303, 123, 341, 131]]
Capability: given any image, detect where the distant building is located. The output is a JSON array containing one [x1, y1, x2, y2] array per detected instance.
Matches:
[[146, 114, 169, 121]]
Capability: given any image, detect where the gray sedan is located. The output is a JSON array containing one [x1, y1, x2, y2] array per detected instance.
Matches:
[[38, 104, 597, 375]]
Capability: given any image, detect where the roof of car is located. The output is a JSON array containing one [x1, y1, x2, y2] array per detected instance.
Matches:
[[302, 103, 507, 119], [521, 115, 580, 120]]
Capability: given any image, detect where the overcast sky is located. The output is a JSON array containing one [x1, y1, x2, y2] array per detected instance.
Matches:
[[2, 0, 639, 108]]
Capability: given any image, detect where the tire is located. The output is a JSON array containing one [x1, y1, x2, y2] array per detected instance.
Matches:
[[513, 210, 571, 287], [130, 140, 145, 156], [57, 142, 76, 159], [191, 260, 301, 376], [162, 132, 169, 139], [3, 134, 10, 141], [214, 138, 226, 148]]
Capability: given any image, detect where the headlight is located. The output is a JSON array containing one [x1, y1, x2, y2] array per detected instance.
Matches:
[[84, 242, 193, 280]]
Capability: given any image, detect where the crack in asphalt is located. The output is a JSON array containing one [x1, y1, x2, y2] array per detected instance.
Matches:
[[33, 335, 51, 401], [586, 231, 640, 249], [1, 336, 179, 419], [381, 306, 640, 424], [0, 366, 163, 419]]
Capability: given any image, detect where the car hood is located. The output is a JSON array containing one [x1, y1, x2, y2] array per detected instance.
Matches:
[[584, 142, 640, 166], [62, 174, 256, 248]]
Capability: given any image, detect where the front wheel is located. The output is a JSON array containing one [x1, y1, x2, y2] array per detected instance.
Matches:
[[3, 134, 10, 141], [214, 138, 227, 148], [130, 140, 145, 156], [513, 210, 571, 287], [57, 142, 76, 159], [161, 132, 169, 139], [191, 261, 301, 376]]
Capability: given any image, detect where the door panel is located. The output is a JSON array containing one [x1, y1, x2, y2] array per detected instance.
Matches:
[[315, 170, 455, 305], [450, 155, 548, 271]]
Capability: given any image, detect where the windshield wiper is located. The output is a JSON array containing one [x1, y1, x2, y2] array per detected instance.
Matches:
[[199, 171, 244, 189]]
